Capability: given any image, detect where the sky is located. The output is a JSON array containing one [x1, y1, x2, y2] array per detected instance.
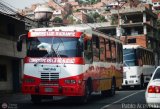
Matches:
[[4, 0, 45, 10]]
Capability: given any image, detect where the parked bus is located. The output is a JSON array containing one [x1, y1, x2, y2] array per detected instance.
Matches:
[[17, 26, 123, 103], [122, 45, 155, 89]]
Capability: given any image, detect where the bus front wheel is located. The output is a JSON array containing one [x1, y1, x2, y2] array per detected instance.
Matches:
[[109, 78, 116, 96], [79, 84, 90, 103], [136, 75, 144, 89]]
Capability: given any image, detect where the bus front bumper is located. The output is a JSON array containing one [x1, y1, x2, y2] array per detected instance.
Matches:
[[122, 79, 140, 86], [22, 84, 85, 96]]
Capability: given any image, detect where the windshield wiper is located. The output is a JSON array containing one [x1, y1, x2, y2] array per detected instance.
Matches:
[[34, 38, 66, 67], [123, 60, 130, 69], [34, 38, 57, 66], [51, 38, 66, 67]]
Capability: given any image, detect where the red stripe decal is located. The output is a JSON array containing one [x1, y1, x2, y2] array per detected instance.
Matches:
[[24, 57, 84, 64]]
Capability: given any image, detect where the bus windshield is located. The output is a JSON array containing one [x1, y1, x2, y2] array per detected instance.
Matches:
[[123, 49, 137, 66], [27, 37, 83, 57]]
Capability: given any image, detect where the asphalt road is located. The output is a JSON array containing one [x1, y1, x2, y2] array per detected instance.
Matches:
[[1, 88, 147, 109]]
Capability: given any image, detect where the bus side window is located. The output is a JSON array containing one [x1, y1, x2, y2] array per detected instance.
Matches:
[[146, 51, 149, 65], [105, 39, 112, 62], [117, 43, 123, 63], [137, 49, 143, 66], [116, 43, 119, 63], [120, 43, 123, 63], [144, 51, 146, 65], [100, 37, 105, 61], [111, 40, 116, 62], [141, 50, 144, 65], [152, 53, 155, 65], [139, 49, 145, 66], [84, 39, 93, 63], [92, 35, 100, 61], [148, 52, 151, 65]]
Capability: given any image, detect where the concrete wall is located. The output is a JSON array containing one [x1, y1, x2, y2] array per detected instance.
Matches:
[[0, 57, 12, 91], [0, 37, 26, 58], [0, 13, 27, 91], [120, 35, 147, 48]]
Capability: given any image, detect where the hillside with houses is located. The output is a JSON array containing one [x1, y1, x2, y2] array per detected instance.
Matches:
[[19, 0, 160, 26]]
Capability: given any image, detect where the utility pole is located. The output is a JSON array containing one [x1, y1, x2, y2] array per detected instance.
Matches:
[[116, 0, 127, 43], [116, 0, 121, 38]]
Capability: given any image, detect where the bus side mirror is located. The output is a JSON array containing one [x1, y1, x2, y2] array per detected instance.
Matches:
[[17, 40, 22, 52], [78, 34, 85, 50], [16, 34, 27, 52]]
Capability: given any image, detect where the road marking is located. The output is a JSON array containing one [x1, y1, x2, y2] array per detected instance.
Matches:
[[100, 90, 144, 109]]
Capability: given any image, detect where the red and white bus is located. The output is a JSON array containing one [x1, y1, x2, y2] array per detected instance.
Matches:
[[17, 26, 123, 103]]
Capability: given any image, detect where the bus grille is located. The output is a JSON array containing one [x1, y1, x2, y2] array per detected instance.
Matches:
[[41, 72, 59, 85]]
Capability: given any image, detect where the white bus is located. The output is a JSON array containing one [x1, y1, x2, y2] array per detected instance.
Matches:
[[122, 45, 155, 88]]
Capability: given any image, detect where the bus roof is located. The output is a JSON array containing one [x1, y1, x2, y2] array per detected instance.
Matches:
[[123, 45, 153, 52], [29, 26, 92, 33], [123, 45, 141, 49], [29, 26, 122, 43]]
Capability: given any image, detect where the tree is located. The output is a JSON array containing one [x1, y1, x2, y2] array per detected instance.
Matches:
[[67, 15, 77, 24], [92, 12, 100, 19], [97, 16, 107, 23], [53, 17, 63, 23], [87, 15, 94, 23], [76, 20, 82, 24], [87, 12, 107, 23], [110, 15, 118, 25], [86, 0, 99, 5]]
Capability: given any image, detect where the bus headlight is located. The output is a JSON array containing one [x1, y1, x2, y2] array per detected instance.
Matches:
[[78, 80, 82, 84], [65, 80, 76, 84]]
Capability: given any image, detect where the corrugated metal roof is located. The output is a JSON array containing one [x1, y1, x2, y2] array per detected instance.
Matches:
[[0, 2, 17, 15]]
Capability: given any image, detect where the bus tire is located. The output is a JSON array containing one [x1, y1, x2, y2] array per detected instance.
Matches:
[[31, 95, 42, 104], [87, 78, 93, 95], [122, 86, 129, 90], [140, 75, 144, 89], [108, 78, 116, 96], [101, 90, 108, 97], [136, 75, 144, 89]]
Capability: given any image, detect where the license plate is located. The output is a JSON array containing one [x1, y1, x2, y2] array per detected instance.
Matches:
[[45, 88, 53, 92], [129, 81, 134, 83]]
